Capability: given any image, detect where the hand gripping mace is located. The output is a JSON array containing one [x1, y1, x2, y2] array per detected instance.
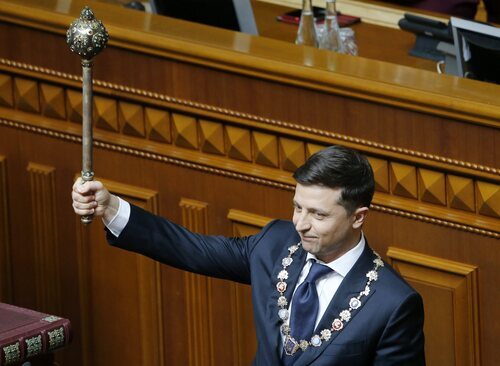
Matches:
[[67, 7, 109, 224]]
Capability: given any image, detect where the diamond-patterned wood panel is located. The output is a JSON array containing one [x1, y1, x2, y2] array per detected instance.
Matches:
[[225, 125, 252, 162], [418, 168, 446, 206], [390, 162, 417, 199], [253, 131, 278, 168], [1, 67, 498, 235], [40, 83, 66, 120], [172, 113, 198, 150], [199, 120, 225, 155], [368, 157, 389, 193], [447, 175, 475, 212], [66, 89, 83, 124], [0, 74, 13, 107], [94, 96, 118, 132], [119, 101, 145, 138], [305, 143, 326, 158], [145, 107, 170, 143], [14, 77, 39, 113], [280, 138, 305, 172], [476, 181, 500, 218]]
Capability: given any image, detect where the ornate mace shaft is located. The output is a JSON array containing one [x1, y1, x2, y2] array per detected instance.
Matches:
[[67, 7, 109, 224]]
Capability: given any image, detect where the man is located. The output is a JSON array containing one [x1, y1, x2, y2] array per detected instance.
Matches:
[[72, 145, 425, 365]]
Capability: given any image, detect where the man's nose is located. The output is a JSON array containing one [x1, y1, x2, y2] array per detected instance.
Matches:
[[295, 213, 311, 232]]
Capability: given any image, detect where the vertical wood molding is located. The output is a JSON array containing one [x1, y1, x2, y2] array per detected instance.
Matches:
[[27, 163, 61, 314], [228, 209, 273, 365], [179, 198, 214, 366], [0, 156, 12, 302], [387, 247, 480, 366], [75, 213, 91, 366], [76, 178, 164, 366], [229, 283, 246, 366], [136, 194, 164, 366]]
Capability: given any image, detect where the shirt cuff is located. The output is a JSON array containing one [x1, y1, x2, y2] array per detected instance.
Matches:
[[103, 196, 131, 237]]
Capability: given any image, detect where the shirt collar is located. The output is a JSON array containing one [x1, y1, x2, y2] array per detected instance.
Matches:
[[306, 232, 365, 278]]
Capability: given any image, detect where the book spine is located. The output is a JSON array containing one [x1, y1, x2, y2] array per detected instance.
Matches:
[[0, 319, 71, 366]]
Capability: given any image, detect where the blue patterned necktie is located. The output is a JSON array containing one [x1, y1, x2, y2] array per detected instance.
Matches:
[[283, 261, 333, 365]]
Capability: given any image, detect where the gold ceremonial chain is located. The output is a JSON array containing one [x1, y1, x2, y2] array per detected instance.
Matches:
[[276, 243, 384, 356]]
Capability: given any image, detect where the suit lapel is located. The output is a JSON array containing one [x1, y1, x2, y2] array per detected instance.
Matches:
[[294, 244, 377, 366]]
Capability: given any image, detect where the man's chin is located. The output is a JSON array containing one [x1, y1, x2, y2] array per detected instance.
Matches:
[[300, 239, 318, 252]]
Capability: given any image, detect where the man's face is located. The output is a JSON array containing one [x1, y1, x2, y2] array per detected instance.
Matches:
[[292, 183, 365, 263]]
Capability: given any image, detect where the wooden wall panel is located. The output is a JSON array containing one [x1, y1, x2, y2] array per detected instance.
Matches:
[[387, 247, 480, 366], [27, 163, 61, 315], [177, 201, 274, 366], [76, 179, 163, 366], [227, 209, 274, 365], [0, 156, 11, 302]]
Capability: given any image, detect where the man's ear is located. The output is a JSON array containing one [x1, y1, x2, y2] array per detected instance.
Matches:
[[352, 207, 369, 229]]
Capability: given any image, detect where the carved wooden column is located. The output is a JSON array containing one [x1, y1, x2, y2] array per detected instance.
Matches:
[[180, 198, 213, 366], [27, 163, 61, 315], [0, 156, 11, 302]]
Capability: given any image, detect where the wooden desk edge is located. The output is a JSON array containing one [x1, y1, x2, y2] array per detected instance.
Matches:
[[0, 0, 498, 128]]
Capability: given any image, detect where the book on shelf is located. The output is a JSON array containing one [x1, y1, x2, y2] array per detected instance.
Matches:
[[0, 303, 72, 366]]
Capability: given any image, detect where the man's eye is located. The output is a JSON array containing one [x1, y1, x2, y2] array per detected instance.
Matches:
[[314, 213, 326, 219], [294, 206, 302, 213]]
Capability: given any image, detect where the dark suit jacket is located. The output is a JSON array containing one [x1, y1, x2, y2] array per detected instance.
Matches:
[[107, 204, 425, 366]]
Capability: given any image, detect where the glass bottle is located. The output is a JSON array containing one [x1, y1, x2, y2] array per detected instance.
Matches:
[[296, 0, 318, 47], [340, 28, 358, 56], [319, 0, 343, 52]]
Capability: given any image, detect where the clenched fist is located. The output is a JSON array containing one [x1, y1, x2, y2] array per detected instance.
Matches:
[[71, 178, 118, 223]]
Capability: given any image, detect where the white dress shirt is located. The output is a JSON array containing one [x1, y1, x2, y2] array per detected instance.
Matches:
[[280, 235, 365, 347], [105, 196, 130, 237]]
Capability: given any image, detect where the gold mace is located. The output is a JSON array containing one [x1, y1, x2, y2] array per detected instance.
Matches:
[[67, 7, 109, 224]]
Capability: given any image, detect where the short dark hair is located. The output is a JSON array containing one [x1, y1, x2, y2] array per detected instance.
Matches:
[[293, 145, 375, 214]]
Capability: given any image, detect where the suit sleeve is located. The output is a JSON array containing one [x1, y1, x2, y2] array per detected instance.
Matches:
[[373, 292, 426, 366], [106, 203, 276, 285]]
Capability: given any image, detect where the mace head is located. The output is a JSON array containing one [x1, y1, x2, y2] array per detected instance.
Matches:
[[67, 7, 109, 60]]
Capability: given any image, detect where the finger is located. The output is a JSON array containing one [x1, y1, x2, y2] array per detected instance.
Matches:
[[71, 191, 95, 204], [92, 180, 104, 191], [72, 177, 84, 190], [72, 200, 97, 210], [74, 180, 102, 195], [72, 202, 95, 216], [74, 181, 92, 195]]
